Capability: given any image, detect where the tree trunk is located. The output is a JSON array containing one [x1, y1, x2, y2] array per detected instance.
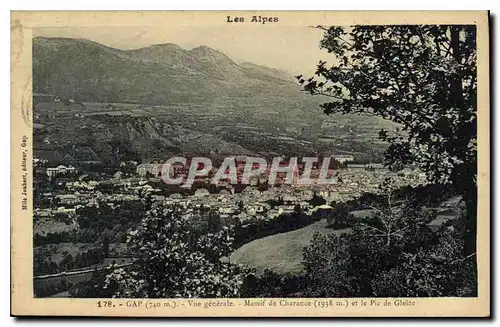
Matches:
[[450, 26, 477, 256], [450, 26, 464, 110], [464, 184, 477, 256]]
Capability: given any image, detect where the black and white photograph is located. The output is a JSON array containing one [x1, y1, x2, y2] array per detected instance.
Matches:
[[10, 10, 490, 317]]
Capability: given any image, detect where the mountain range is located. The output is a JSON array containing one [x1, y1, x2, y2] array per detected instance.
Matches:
[[33, 37, 303, 105], [32, 37, 390, 162]]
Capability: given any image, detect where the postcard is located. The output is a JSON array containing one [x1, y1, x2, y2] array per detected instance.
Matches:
[[11, 10, 490, 317]]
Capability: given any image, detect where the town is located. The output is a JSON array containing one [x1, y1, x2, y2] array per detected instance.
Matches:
[[33, 152, 428, 296], [34, 155, 427, 233]]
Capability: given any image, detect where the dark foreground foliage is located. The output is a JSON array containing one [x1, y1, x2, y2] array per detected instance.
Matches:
[[70, 182, 476, 298], [302, 220, 476, 297], [299, 25, 477, 255]]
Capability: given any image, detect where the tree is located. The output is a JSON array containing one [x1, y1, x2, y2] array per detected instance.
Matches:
[[70, 270, 118, 298], [60, 253, 74, 271], [293, 204, 303, 215], [104, 204, 253, 298], [302, 182, 476, 297], [309, 193, 326, 206], [370, 232, 477, 297], [102, 235, 110, 258], [299, 25, 477, 254]]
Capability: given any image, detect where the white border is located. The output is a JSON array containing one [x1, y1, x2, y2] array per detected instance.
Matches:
[[4, 1, 497, 326]]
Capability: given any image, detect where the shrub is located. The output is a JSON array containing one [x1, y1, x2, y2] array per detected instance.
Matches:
[[302, 183, 476, 297], [371, 231, 477, 297], [241, 270, 308, 298], [104, 204, 254, 298]]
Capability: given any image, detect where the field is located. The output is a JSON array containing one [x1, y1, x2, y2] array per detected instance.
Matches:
[[34, 218, 78, 236], [35, 242, 128, 266], [230, 219, 350, 275]]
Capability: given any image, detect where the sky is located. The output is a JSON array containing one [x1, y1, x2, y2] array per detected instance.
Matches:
[[33, 26, 335, 75]]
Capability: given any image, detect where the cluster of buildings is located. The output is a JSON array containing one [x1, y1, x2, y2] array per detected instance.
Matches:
[[35, 156, 428, 238], [134, 155, 359, 186], [160, 186, 313, 224], [46, 165, 78, 178], [34, 157, 428, 284], [124, 163, 426, 224], [37, 158, 427, 222]]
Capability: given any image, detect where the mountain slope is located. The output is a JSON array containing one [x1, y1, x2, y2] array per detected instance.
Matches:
[[32, 37, 394, 160], [239, 62, 296, 83], [33, 37, 301, 104], [34, 115, 254, 164], [230, 219, 345, 275]]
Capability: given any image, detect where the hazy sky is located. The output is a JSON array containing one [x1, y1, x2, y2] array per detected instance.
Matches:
[[33, 26, 335, 75]]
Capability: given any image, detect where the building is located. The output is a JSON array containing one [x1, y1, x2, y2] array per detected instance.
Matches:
[[46, 165, 77, 178], [194, 188, 210, 197], [366, 163, 385, 170], [136, 163, 162, 177], [103, 256, 134, 266], [33, 93, 53, 104], [346, 163, 366, 171], [33, 157, 48, 167], [332, 155, 355, 164]]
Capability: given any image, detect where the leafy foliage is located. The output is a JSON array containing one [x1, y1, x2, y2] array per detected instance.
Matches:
[[370, 232, 477, 297], [104, 204, 253, 298], [302, 182, 476, 297], [69, 270, 118, 298], [233, 209, 317, 249], [241, 270, 308, 298], [309, 193, 327, 206], [300, 25, 477, 254]]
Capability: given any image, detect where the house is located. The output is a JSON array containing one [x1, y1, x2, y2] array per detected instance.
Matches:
[[283, 194, 298, 204], [312, 204, 333, 211], [137, 163, 162, 177], [151, 195, 166, 201], [366, 163, 385, 170], [332, 155, 355, 164], [346, 163, 366, 171], [33, 93, 53, 104], [219, 206, 236, 214], [169, 193, 183, 199], [194, 188, 210, 197], [56, 207, 76, 214], [103, 256, 134, 266], [46, 165, 77, 177], [277, 205, 296, 215]]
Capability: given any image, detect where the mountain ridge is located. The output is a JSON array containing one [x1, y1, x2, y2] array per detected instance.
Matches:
[[33, 36, 298, 103], [32, 37, 391, 163]]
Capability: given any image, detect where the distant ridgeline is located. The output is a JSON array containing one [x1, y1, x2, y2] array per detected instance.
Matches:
[[32, 37, 394, 163], [32, 37, 299, 104]]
